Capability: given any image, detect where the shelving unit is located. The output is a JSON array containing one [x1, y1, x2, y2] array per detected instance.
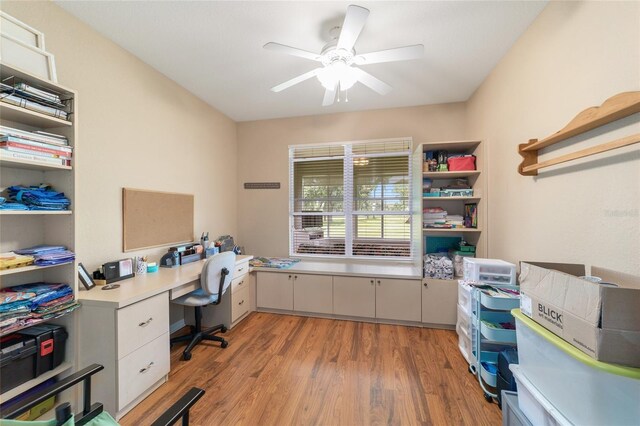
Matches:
[[413, 140, 486, 329], [0, 62, 77, 403]]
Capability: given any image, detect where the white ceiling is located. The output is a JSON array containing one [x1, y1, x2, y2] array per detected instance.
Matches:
[[56, 1, 547, 122]]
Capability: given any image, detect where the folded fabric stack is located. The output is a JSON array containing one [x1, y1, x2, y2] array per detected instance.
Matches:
[[0, 195, 29, 211], [446, 214, 465, 227], [3, 184, 70, 210], [423, 207, 448, 228], [15, 245, 75, 266], [0, 283, 79, 336], [423, 254, 454, 279], [0, 252, 35, 270]]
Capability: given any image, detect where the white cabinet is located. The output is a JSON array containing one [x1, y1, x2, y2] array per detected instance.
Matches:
[[375, 278, 422, 322], [333, 276, 376, 318], [293, 274, 333, 314], [256, 272, 294, 310], [422, 279, 458, 326]]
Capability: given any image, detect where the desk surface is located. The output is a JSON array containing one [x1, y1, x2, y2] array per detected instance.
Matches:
[[78, 255, 253, 309], [253, 260, 422, 280]]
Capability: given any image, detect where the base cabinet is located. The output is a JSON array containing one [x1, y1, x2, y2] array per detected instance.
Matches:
[[293, 274, 333, 314], [333, 276, 376, 318], [375, 278, 422, 322], [257, 272, 294, 310], [422, 279, 458, 326]]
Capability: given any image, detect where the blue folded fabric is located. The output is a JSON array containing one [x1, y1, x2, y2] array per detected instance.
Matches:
[[15, 245, 67, 256], [6, 185, 70, 210], [0, 202, 29, 210], [5, 283, 73, 310], [14, 245, 75, 265]]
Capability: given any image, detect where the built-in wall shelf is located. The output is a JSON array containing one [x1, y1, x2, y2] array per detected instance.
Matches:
[[0, 261, 74, 277], [0, 101, 71, 128], [423, 170, 481, 179], [0, 362, 73, 402], [0, 154, 72, 171], [421, 140, 481, 152], [423, 197, 481, 202], [0, 210, 72, 216], [422, 228, 482, 233]]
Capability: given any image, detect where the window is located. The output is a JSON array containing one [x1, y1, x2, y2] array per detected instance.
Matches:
[[290, 139, 413, 259]]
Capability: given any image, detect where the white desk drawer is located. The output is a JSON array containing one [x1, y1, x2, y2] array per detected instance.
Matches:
[[233, 260, 249, 279], [231, 286, 250, 323], [117, 292, 169, 359], [231, 274, 248, 294], [118, 332, 169, 410]]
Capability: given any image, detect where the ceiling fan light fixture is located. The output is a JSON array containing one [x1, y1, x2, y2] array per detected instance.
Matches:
[[317, 61, 357, 90]]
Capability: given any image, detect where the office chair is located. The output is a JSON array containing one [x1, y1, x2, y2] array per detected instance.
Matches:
[[170, 252, 236, 360]]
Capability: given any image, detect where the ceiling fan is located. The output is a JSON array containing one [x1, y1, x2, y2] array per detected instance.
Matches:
[[264, 4, 424, 106]]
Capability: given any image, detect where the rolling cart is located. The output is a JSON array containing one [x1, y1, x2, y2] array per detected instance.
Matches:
[[469, 285, 520, 402]]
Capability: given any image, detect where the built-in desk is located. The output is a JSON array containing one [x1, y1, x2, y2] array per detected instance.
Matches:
[[252, 260, 421, 279], [77, 255, 252, 419]]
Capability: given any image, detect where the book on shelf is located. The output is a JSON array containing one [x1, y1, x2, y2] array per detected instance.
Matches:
[[14, 82, 63, 105], [0, 126, 68, 146], [1, 140, 72, 158], [0, 149, 71, 166], [0, 145, 71, 161], [0, 136, 72, 153]]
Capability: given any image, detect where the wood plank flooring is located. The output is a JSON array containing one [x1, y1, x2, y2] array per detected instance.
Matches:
[[121, 312, 501, 426]]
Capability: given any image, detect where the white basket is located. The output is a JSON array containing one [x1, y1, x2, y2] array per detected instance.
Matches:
[[514, 311, 640, 426]]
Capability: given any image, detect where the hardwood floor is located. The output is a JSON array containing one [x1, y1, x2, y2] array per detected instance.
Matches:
[[121, 312, 501, 426]]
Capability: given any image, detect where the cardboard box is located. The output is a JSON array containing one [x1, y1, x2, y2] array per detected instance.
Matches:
[[519, 262, 640, 367]]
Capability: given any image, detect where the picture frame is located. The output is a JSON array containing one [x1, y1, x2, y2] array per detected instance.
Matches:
[[0, 33, 57, 82], [0, 12, 46, 50], [78, 262, 95, 290]]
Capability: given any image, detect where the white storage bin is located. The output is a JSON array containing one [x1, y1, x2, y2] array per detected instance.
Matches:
[[510, 365, 571, 426], [458, 280, 473, 314], [457, 325, 472, 365], [463, 258, 516, 285], [513, 309, 640, 426], [456, 303, 471, 337]]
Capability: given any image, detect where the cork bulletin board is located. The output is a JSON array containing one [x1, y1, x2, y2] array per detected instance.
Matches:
[[122, 188, 194, 252]]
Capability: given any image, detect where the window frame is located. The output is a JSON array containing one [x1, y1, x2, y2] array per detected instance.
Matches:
[[289, 139, 414, 261]]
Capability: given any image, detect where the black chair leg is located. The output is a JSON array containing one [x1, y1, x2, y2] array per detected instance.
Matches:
[[170, 306, 229, 360]]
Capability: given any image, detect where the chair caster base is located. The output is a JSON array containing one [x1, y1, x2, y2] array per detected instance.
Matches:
[[221, 340, 228, 348], [183, 352, 192, 361]]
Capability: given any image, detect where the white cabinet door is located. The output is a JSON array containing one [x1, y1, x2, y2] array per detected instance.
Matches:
[[256, 272, 293, 310], [422, 279, 458, 326], [293, 273, 333, 314], [375, 278, 421, 322], [333, 276, 376, 318]]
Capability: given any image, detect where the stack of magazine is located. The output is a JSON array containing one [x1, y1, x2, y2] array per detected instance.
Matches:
[[0, 81, 69, 121], [0, 125, 72, 167]]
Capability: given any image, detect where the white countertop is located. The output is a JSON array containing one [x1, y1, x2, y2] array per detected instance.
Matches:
[[252, 260, 421, 280], [78, 255, 252, 309]]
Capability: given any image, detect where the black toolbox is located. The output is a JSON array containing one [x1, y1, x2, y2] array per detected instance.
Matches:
[[18, 324, 68, 376], [0, 334, 37, 393]]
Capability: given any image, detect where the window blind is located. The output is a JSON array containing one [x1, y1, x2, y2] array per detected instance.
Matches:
[[290, 139, 413, 259]]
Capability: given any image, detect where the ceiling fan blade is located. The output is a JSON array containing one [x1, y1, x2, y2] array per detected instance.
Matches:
[[322, 83, 338, 106], [271, 68, 322, 93], [354, 44, 424, 65], [336, 5, 370, 51], [353, 68, 392, 95], [263, 42, 321, 62]]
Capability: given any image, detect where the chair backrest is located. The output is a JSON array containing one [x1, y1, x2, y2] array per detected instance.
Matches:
[[200, 252, 236, 296]]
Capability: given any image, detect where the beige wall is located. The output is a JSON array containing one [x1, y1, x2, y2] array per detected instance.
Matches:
[[466, 1, 640, 274], [237, 103, 467, 257], [1, 1, 238, 271]]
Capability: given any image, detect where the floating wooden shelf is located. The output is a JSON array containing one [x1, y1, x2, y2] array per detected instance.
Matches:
[[518, 91, 640, 176]]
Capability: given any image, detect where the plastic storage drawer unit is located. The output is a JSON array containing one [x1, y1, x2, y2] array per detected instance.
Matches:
[[501, 391, 532, 426], [463, 258, 516, 285], [0, 334, 37, 393], [510, 365, 570, 426], [512, 309, 640, 426]]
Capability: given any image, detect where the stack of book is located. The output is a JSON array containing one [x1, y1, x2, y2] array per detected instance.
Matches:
[[0, 81, 69, 120], [0, 125, 72, 167]]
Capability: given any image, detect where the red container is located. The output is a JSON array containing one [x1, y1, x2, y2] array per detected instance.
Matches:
[[447, 156, 476, 171]]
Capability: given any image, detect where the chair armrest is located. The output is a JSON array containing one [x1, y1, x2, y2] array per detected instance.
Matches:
[[150, 387, 205, 426], [1, 364, 104, 419]]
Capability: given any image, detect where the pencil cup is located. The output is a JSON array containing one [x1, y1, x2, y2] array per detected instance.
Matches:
[[136, 258, 147, 275]]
